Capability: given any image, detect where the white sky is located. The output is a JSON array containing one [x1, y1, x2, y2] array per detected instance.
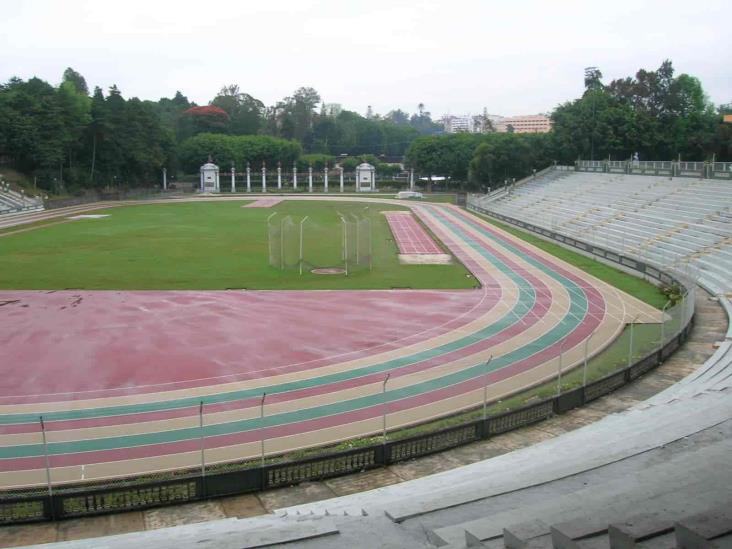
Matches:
[[2, 0, 730, 118]]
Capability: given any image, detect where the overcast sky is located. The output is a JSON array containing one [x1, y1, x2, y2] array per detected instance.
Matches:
[[2, 0, 730, 118]]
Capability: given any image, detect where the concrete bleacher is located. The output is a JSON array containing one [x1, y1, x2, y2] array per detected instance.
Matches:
[[477, 171, 732, 339], [0, 186, 44, 215]]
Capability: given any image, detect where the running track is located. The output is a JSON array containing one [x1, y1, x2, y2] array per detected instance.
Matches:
[[0, 198, 658, 488]]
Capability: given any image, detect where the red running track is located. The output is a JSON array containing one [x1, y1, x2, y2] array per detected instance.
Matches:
[[384, 212, 444, 254], [0, 289, 485, 403]]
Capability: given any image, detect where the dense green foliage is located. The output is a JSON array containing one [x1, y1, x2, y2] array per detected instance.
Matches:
[[0, 201, 474, 290], [551, 61, 729, 162], [405, 61, 730, 191], [178, 134, 301, 172], [1, 60, 729, 194]]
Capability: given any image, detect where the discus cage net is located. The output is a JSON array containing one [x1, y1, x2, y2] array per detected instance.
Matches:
[[267, 209, 373, 275]]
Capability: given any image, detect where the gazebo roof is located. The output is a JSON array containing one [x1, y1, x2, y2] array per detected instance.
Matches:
[[356, 162, 375, 170], [200, 162, 219, 170]]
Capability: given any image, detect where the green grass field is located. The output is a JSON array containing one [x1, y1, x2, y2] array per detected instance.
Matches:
[[0, 201, 476, 290], [471, 211, 667, 309]]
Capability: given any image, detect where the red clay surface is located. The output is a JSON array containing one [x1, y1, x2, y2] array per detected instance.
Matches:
[[384, 211, 444, 254], [0, 289, 483, 403]]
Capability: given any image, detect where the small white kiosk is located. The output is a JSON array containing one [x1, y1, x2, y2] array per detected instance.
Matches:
[[199, 161, 220, 193], [355, 162, 376, 192]]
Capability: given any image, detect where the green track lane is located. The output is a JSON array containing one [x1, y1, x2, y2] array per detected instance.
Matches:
[[0, 207, 592, 459]]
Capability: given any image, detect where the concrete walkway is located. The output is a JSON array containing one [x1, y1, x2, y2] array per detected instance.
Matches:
[[0, 290, 724, 548]]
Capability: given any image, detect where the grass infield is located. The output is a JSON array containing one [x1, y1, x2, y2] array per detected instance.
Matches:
[[0, 201, 476, 290]]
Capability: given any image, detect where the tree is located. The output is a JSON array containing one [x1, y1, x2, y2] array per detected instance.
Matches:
[[62, 67, 89, 96], [211, 84, 264, 135]]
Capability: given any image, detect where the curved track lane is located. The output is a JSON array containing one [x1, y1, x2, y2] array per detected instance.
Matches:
[[0, 198, 658, 487]]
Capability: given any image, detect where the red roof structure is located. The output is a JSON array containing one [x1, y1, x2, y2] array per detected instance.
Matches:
[[183, 105, 230, 120]]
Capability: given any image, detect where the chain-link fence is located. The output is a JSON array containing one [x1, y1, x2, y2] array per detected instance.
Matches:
[[267, 210, 372, 275]]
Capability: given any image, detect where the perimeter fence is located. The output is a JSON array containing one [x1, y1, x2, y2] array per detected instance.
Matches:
[[0, 205, 696, 525]]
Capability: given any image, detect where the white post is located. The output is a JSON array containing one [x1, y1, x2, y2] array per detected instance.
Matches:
[[382, 373, 390, 444], [409, 169, 414, 191], [293, 162, 298, 190], [299, 216, 308, 275], [231, 166, 235, 193], [260, 393, 266, 468], [246, 163, 251, 192], [660, 301, 671, 352], [557, 339, 569, 396], [628, 315, 638, 367], [308, 166, 313, 193], [40, 416, 53, 500], [341, 216, 348, 275], [277, 162, 282, 189], [324, 164, 329, 193], [162, 168, 167, 191], [583, 329, 597, 387], [339, 167, 344, 192], [482, 356, 493, 420], [262, 163, 267, 193], [280, 218, 285, 270], [199, 401, 205, 481]]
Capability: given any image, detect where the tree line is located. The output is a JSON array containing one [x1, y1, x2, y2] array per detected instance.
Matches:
[[1, 61, 729, 193], [0, 71, 441, 192], [407, 61, 731, 191]]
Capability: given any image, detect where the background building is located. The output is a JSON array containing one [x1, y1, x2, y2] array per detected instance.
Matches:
[[495, 114, 552, 133]]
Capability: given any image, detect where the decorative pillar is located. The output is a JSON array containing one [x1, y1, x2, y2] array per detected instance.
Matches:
[[162, 168, 167, 191], [277, 161, 282, 189], [230, 164, 235, 193], [246, 163, 251, 192], [324, 163, 328, 193], [200, 170, 204, 192], [292, 162, 298, 190], [261, 162, 267, 192], [409, 169, 414, 191], [339, 166, 344, 193], [308, 165, 313, 193]]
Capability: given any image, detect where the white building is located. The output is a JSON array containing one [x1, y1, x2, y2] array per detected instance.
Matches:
[[443, 115, 475, 133]]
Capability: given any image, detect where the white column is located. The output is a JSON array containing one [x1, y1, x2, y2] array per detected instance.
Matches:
[[293, 162, 298, 190], [261, 164, 267, 192], [355, 168, 359, 192], [246, 164, 251, 192], [324, 164, 328, 192], [277, 163, 282, 189], [162, 168, 167, 191], [339, 167, 344, 192], [231, 166, 235, 193], [199, 170, 203, 192], [308, 166, 313, 193], [409, 169, 414, 191]]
